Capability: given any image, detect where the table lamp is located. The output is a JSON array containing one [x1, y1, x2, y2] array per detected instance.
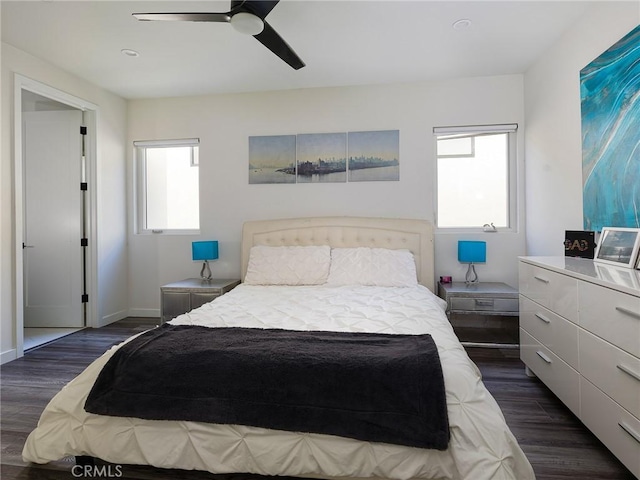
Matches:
[[458, 240, 486, 285], [192, 241, 219, 281]]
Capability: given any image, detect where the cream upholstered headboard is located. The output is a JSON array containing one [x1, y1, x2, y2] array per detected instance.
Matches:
[[241, 217, 435, 292]]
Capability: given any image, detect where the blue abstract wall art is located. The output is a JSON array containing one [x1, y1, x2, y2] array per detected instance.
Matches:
[[580, 25, 640, 230]]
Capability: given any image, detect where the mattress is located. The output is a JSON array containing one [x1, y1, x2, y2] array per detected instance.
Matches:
[[23, 284, 535, 480]]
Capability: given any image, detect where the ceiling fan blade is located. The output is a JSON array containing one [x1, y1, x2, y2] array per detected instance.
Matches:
[[254, 21, 305, 70], [133, 12, 231, 23], [133, 1, 305, 70], [233, 1, 280, 20]]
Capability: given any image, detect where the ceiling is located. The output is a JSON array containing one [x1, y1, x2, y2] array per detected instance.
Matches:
[[2, 1, 601, 100]]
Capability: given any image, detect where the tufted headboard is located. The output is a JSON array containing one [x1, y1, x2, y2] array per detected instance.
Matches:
[[241, 216, 435, 292]]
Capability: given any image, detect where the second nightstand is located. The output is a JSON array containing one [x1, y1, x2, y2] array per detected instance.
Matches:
[[437, 281, 519, 348], [160, 278, 240, 323]]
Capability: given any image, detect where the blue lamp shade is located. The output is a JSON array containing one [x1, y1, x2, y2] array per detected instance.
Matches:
[[192, 241, 219, 261], [458, 241, 486, 264]]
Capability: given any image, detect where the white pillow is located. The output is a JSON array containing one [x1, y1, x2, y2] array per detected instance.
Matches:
[[327, 247, 418, 287], [244, 245, 331, 285]]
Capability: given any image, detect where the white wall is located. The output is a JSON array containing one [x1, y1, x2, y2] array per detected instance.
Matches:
[[524, 3, 640, 255], [0, 6, 4, 361], [5, 2, 631, 343], [1, 43, 129, 362], [128, 75, 526, 315]]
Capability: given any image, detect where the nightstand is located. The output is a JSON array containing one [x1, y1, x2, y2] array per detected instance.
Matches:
[[160, 278, 240, 323], [437, 281, 519, 348]]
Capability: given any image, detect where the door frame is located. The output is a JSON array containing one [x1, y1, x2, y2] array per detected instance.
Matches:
[[13, 74, 99, 358]]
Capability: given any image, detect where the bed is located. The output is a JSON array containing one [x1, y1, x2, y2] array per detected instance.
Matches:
[[23, 216, 535, 480]]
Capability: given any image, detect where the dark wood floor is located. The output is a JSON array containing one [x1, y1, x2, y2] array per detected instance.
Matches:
[[1, 318, 635, 480]]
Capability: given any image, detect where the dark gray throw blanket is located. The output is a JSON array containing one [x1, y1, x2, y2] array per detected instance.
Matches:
[[85, 324, 450, 450]]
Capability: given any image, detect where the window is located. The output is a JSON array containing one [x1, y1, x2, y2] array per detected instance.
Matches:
[[434, 124, 517, 230], [134, 138, 200, 233]]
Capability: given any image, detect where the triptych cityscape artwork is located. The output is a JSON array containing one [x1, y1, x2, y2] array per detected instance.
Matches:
[[249, 130, 399, 184]]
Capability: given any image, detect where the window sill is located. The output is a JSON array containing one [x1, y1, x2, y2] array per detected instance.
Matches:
[[136, 229, 201, 236]]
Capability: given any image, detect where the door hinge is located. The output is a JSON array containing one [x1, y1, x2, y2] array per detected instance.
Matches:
[[81, 238, 88, 247], [81, 294, 89, 303], [80, 126, 87, 135], [80, 182, 88, 191]]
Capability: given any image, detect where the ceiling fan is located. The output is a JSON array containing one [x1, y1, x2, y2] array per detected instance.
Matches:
[[133, 0, 305, 70]]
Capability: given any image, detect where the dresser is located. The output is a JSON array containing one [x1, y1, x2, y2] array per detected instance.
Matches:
[[519, 256, 640, 477], [160, 278, 240, 323]]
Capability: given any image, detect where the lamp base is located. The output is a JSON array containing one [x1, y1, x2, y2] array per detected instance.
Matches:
[[465, 263, 478, 285], [200, 260, 212, 281]]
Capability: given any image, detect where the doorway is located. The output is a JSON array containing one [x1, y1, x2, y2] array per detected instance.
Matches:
[[14, 76, 98, 356], [22, 97, 84, 348]]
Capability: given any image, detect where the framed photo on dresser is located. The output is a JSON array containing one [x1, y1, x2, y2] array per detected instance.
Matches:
[[564, 230, 595, 259], [593, 227, 640, 269]]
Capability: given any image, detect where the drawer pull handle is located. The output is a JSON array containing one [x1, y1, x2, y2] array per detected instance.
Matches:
[[618, 422, 640, 444], [617, 364, 640, 383], [534, 275, 550, 284], [535, 313, 551, 324], [536, 350, 552, 364], [475, 299, 494, 307], [615, 306, 640, 320]]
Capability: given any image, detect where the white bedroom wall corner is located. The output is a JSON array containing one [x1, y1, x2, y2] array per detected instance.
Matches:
[[1, 42, 16, 362], [523, 3, 640, 256], [0, 9, 4, 362], [95, 94, 129, 327], [0, 43, 129, 357]]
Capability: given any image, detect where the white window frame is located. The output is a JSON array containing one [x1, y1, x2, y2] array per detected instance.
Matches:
[[134, 138, 200, 235], [433, 124, 518, 232]]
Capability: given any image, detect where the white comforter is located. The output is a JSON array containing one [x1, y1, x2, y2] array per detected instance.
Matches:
[[23, 284, 535, 480]]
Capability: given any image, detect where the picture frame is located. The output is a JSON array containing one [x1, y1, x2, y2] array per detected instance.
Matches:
[[595, 263, 640, 289], [248, 129, 400, 184], [593, 227, 640, 269], [564, 230, 595, 259]]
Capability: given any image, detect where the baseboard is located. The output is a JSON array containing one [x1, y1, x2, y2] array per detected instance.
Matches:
[[99, 309, 128, 327], [1, 349, 17, 365], [127, 308, 161, 318]]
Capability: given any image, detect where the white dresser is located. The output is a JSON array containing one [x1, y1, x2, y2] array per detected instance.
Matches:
[[519, 256, 640, 478]]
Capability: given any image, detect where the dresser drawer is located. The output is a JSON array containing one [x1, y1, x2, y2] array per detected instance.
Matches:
[[520, 329, 580, 415], [520, 295, 579, 369], [450, 297, 518, 313], [579, 329, 640, 418], [519, 262, 578, 323], [579, 281, 640, 357], [580, 377, 640, 478]]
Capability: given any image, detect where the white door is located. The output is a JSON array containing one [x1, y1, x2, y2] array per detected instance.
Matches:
[[23, 110, 85, 328]]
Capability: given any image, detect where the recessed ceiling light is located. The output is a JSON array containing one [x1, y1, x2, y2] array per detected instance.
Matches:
[[452, 19, 472, 30], [121, 48, 140, 57]]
